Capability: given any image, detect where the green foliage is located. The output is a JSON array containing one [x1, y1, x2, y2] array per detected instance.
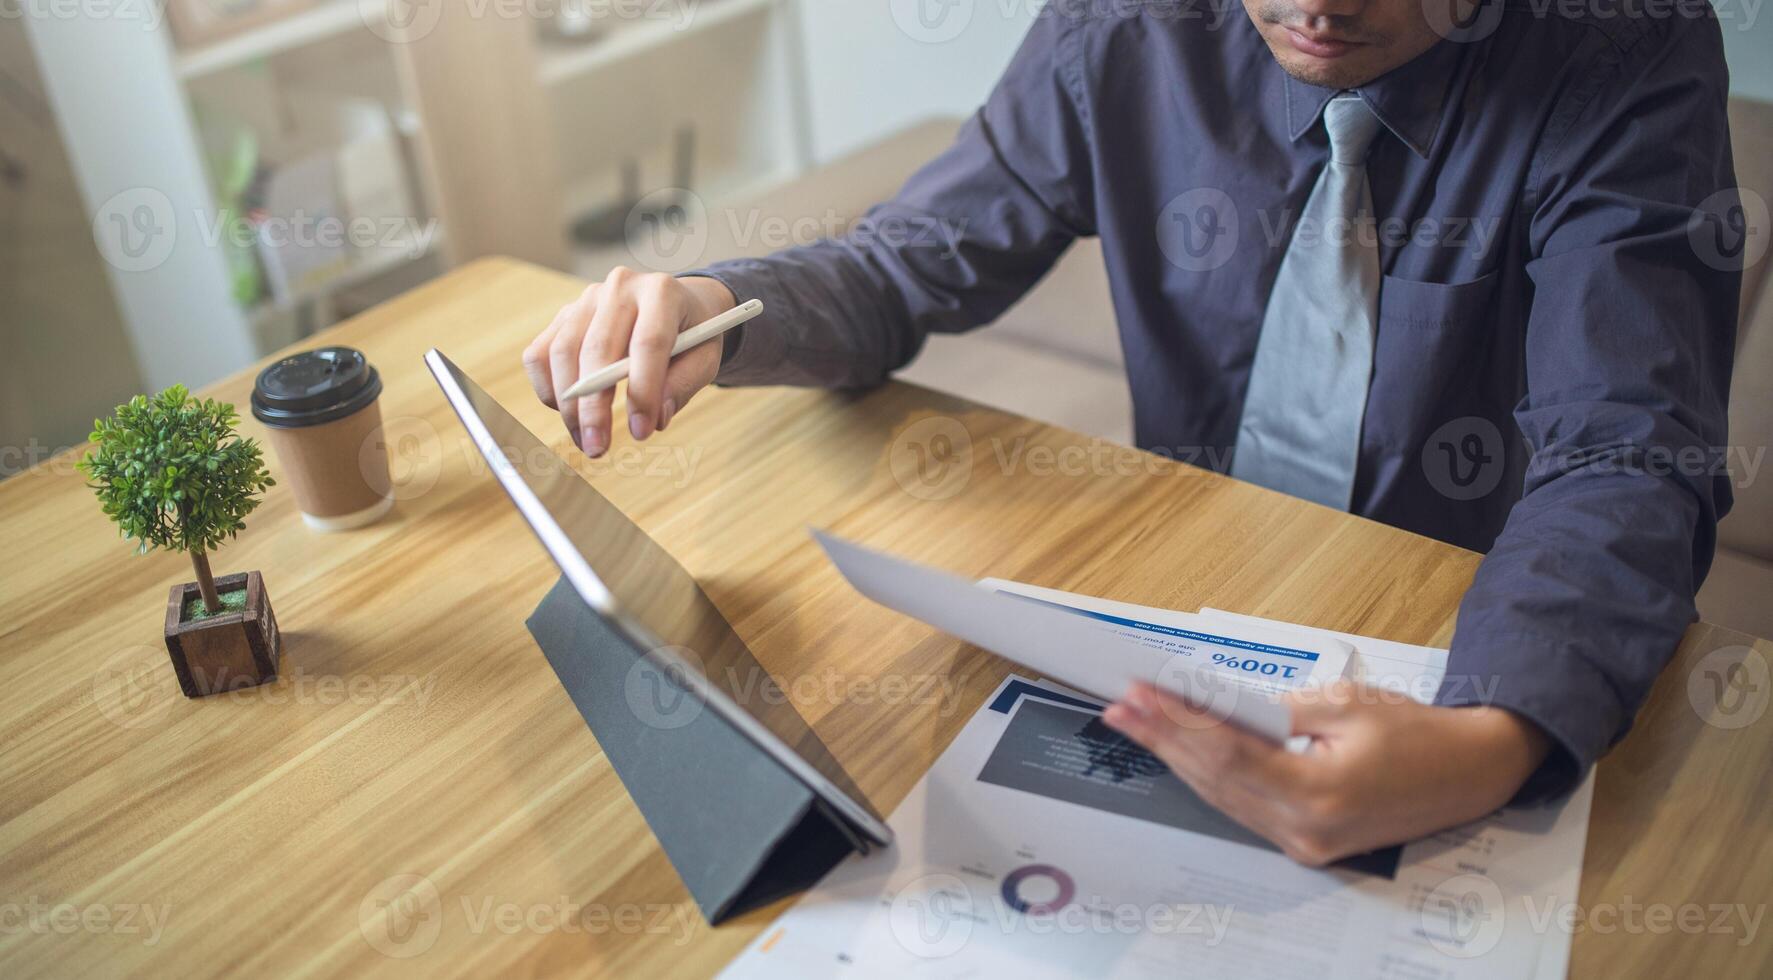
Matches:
[[79, 385, 274, 557]]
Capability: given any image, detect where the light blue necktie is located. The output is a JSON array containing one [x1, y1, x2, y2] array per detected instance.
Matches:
[[1231, 94, 1384, 510]]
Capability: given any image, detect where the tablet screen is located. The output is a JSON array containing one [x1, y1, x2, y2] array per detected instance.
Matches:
[[427, 352, 888, 844]]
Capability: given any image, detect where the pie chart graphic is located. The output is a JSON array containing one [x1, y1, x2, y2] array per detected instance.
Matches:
[[1000, 863, 1076, 915]]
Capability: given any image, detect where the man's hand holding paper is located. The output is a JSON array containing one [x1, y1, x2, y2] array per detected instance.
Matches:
[[1104, 679, 1550, 866]]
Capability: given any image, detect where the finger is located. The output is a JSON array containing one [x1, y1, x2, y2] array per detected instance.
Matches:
[[1105, 702, 1299, 838], [1125, 682, 1251, 756], [1102, 702, 1170, 758], [1125, 683, 1310, 791], [574, 273, 637, 457], [548, 299, 596, 447], [1135, 684, 1374, 865], [523, 318, 561, 408], [1137, 674, 1242, 733], [655, 337, 722, 431], [623, 274, 687, 440], [574, 357, 618, 458], [1102, 697, 1229, 787]]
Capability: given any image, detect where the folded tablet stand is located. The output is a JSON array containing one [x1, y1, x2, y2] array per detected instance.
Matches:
[[526, 576, 870, 924]]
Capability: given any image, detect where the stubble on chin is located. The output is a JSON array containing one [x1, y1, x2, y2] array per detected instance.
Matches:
[[1245, 1, 1401, 89]]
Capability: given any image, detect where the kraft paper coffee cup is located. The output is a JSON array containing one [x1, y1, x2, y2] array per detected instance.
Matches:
[[251, 347, 393, 532]]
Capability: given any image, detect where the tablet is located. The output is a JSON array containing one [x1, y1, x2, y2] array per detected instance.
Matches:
[[426, 350, 892, 848]]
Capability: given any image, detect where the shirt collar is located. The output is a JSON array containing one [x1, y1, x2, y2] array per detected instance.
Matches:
[[1282, 38, 1469, 158]]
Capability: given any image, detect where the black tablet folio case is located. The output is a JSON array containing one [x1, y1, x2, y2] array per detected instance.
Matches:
[[525, 575, 870, 924]]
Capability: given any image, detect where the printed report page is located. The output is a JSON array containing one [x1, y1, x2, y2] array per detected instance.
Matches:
[[722, 622, 1590, 979]]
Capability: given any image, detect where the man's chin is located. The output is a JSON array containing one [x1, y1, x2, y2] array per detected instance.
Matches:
[[1271, 51, 1388, 90]]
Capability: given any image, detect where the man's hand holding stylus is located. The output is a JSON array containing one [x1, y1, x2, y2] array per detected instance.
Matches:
[[524, 268, 737, 457]]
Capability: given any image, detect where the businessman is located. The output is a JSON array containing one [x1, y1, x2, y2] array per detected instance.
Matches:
[[523, 0, 1740, 864]]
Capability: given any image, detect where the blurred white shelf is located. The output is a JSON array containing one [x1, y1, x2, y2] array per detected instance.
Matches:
[[246, 237, 434, 327], [175, 0, 388, 81], [563, 161, 795, 229], [565, 163, 798, 284], [536, 0, 773, 88]]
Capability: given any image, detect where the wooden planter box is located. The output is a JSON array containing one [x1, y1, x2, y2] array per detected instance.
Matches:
[[163, 571, 281, 698]]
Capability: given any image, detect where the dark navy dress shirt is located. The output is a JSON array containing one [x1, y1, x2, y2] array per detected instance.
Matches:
[[693, 1, 1741, 801]]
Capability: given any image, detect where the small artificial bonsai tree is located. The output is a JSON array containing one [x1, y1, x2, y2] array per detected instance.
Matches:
[[80, 385, 274, 617]]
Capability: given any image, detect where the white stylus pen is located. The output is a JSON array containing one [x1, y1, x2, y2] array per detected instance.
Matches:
[[558, 298, 765, 401]]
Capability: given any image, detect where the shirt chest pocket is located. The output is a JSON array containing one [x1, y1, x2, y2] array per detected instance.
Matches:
[[1363, 271, 1502, 453]]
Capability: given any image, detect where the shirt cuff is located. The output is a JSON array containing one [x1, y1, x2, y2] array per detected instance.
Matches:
[[679, 262, 787, 386], [1434, 628, 1624, 806]]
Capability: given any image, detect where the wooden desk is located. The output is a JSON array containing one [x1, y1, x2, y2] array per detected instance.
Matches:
[[1, 259, 1767, 976]]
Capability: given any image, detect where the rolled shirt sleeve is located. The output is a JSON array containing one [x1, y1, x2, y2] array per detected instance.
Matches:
[[690, 8, 1096, 387], [1437, 16, 1740, 803]]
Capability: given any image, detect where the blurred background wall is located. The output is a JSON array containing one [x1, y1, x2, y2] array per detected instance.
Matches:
[[0, 0, 1767, 474]]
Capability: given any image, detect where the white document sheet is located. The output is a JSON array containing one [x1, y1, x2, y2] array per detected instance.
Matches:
[[814, 532, 1352, 743], [982, 580, 1352, 693], [1198, 607, 1450, 700], [720, 602, 1593, 980], [1195, 609, 1593, 980]]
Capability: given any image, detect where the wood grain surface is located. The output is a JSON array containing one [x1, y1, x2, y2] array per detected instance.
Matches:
[[1, 258, 1766, 977]]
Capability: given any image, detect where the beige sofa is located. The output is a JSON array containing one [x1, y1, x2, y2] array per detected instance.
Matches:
[[690, 108, 1773, 639], [1699, 98, 1773, 640]]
